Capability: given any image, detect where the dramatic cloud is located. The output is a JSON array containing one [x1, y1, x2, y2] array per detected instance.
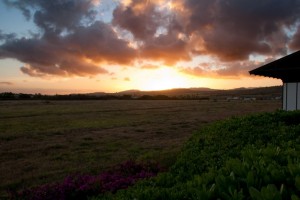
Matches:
[[3, 0, 97, 32], [0, 31, 16, 41], [0, 30, 109, 77], [184, 0, 300, 60], [181, 66, 243, 79], [113, 0, 189, 63], [1, 0, 300, 78], [181, 59, 275, 79], [0, 19, 136, 77], [290, 25, 300, 50], [65, 22, 136, 65], [140, 64, 160, 70], [113, 0, 163, 40]]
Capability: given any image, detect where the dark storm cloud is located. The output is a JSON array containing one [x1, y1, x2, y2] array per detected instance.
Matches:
[[0, 20, 137, 77], [0, 31, 16, 41], [113, 0, 189, 63], [184, 0, 300, 61], [139, 33, 189, 64], [1, 35, 106, 77], [0, 1, 136, 77], [290, 25, 300, 50], [1, 0, 300, 78], [65, 22, 136, 65], [113, 0, 163, 40], [112, 0, 300, 67], [3, 0, 97, 32]]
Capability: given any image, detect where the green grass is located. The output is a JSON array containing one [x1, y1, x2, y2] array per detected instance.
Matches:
[[93, 110, 300, 199], [0, 100, 280, 197]]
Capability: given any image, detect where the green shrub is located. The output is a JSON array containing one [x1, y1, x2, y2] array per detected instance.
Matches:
[[91, 111, 300, 199]]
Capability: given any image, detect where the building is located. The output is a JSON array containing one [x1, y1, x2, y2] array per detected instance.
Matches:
[[249, 50, 300, 111]]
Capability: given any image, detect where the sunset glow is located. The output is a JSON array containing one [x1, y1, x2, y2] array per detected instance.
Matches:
[[0, 0, 298, 94], [137, 68, 190, 91]]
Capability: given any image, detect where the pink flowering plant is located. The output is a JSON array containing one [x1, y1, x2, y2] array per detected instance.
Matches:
[[9, 160, 162, 200]]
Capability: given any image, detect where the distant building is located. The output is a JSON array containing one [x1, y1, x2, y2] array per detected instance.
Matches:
[[226, 96, 240, 101], [243, 97, 256, 101], [249, 50, 300, 111]]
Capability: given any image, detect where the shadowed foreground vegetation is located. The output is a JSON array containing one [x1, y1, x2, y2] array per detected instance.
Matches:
[[0, 100, 280, 198], [93, 110, 300, 199]]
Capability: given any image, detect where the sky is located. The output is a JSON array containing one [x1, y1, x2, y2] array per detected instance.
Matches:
[[0, 0, 299, 94]]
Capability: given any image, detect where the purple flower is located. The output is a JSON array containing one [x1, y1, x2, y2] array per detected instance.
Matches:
[[10, 160, 162, 200]]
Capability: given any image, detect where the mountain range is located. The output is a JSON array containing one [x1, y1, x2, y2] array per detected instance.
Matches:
[[86, 86, 282, 98]]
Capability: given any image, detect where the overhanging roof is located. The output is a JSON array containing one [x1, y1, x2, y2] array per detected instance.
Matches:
[[249, 50, 300, 82]]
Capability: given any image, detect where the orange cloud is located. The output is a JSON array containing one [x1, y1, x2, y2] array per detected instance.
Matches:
[[1, 0, 300, 79], [0, 81, 13, 85], [140, 64, 160, 70], [181, 60, 269, 79], [290, 25, 300, 50]]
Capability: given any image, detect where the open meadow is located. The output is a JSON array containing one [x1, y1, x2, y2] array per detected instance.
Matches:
[[0, 100, 281, 196]]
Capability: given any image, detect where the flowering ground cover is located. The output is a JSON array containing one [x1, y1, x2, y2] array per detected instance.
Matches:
[[9, 160, 163, 200]]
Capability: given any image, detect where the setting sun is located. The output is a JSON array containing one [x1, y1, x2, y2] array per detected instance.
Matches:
[[137, 67, 190, 91]]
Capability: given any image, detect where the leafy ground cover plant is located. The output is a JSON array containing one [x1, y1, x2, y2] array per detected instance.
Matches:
[[8, 160, 162, 200], [92, 110, 300, 199]]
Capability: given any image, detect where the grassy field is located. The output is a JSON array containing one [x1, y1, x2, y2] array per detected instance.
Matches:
[[0, 100, 281, 196]]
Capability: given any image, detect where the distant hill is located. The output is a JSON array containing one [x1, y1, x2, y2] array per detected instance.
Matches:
[[87, 87, 218, 97], [87, 86, 281, 96], [86, 92, 107, 96], [115, 87, 218, 96], [224, 86, 282, 96], [1, 86, 282, 100], [116, 86, 281, 97]]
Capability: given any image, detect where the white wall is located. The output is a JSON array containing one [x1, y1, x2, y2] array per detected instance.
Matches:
[[283, 83, 287, 110], [283, 82, 300, 111], [298, 84, 300, 110]]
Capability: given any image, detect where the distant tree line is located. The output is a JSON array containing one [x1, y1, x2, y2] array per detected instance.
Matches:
[[0, 92, 211, 100], [0, 92, 279, 101]]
